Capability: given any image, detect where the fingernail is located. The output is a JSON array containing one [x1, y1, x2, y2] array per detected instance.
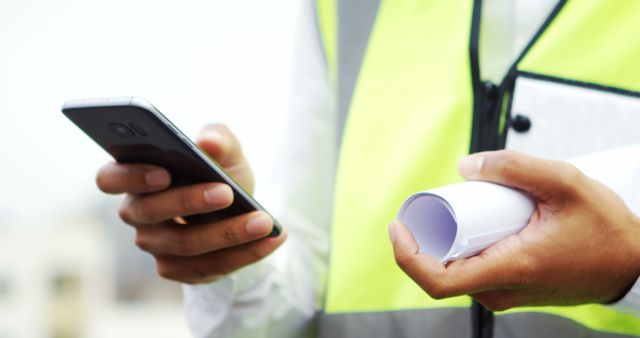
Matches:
[[388, 221, 398, 244], [246, 213, 273, 236], [203, 184, 232, 206], [458, 154, 484, 178], [145, 169, 170, 187]]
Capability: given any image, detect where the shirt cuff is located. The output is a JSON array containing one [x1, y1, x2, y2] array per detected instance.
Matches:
[[181, 253, 277, 338]]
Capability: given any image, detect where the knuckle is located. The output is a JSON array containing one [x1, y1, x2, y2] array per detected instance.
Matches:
[[557, 163, 585, 193], [172, 234, 198, 256], [427, 282, 451, 300], [394, 254, 413, 271], [178, 189, 198, 214], [134, 231, 152, 252], [118, 203, 135, 225], [222, 223, 243, 244], [134, 199, 156, 223]]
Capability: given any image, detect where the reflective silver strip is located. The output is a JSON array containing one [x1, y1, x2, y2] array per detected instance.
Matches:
[[336, 0, 381, 139], [312, 0, 380, 136], [319, 308, 470, 338], [318, 308, 635, 338]]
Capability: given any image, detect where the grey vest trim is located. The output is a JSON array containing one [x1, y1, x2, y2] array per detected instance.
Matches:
[[318, 308, 635, 338], [336, 0, 381, 141]]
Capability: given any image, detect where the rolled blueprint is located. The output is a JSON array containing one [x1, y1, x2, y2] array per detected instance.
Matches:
[[397, 144, 640, 263]]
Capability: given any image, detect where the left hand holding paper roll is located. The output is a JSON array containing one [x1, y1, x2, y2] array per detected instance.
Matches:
[[389, 150, 640, 311]]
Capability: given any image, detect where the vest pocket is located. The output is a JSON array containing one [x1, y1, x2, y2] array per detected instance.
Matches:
[[505, 73, 640, 159]]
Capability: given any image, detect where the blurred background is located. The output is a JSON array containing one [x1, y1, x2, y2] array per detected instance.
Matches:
[[0, 0, 297, 337]]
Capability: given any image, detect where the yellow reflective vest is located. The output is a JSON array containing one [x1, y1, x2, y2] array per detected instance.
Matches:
[[317, 0, 640, 336]]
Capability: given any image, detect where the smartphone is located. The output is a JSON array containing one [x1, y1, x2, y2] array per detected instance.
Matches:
[[62, 97, 281, 236]]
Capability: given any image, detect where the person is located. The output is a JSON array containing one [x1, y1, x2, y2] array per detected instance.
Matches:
[[94, 0, 640, 337]]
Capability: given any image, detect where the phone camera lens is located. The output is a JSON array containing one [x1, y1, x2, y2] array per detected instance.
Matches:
[[108, 123, 135, 137], [129, 122, 148, 136]]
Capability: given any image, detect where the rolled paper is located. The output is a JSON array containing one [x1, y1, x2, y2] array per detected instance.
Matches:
[[397, 144, 640, 263], [397, 182, 534, 262]]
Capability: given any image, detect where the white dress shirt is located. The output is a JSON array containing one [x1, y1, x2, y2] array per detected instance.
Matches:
[[183, 1, 640, 337]]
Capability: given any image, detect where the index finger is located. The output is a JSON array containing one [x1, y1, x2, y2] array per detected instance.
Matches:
[[96, 162, 171, 194]]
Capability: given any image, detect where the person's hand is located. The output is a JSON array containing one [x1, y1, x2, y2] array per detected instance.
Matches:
[[389, 150, 640, 311], [96, 123, 287, 284]]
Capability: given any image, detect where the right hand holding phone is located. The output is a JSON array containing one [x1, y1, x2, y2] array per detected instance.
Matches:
[[95, 123, 287, 284]]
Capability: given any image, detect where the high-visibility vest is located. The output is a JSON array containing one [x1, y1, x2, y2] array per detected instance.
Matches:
[[316, 0, 640, 337]]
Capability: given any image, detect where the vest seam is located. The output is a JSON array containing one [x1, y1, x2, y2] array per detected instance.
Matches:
[[517, 71, 640, 98]]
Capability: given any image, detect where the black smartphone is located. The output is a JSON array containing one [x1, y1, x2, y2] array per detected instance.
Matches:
[[62, 97, 281, 236]]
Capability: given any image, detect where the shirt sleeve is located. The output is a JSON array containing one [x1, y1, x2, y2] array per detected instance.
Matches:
[[182, 0, 337, 336]]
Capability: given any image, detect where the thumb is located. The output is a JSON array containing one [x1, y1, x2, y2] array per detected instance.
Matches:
[[457, 150, 584, 201], [197, 123, 246, 168]]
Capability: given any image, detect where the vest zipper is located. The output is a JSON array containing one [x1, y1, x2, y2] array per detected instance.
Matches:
[[468, 1, 496, 337], [467, 0, 569, 337], [472, 80, 500, 152], [466, 1, 569, 337]]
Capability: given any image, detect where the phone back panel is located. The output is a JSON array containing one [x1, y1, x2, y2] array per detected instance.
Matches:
[[63, 99, 278, 232]]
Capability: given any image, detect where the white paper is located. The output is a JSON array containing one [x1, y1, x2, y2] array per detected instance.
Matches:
[[397, 144, 640, 263]]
